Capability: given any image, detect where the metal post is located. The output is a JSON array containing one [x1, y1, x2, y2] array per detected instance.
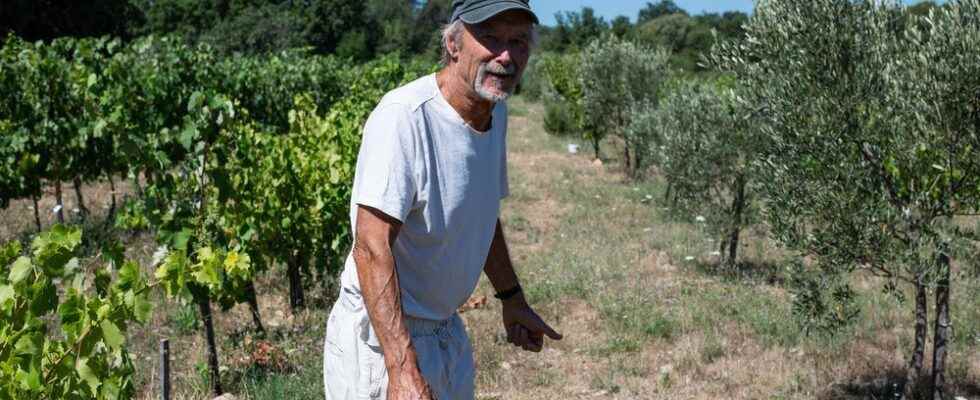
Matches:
[[160, 339, 171, 400]]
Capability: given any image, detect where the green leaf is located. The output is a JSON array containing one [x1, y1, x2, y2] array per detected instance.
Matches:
[[93, 119, 107, 137], [0, 284, 13, 306], [156, 252, 188, 298], [188, 91, 205, 111], [171, 228, 192, 252], [115, 261, 141, 291], [75, 357, 100, 392], [14, 333, 40, 356], [94, 267, 111, 296], [30, 279, 57, 316], [100, 320, 124, 351], [134, 295, 152, 323], [178, 125, 198, 151], [16, 364, 41, 391], [191, 247, 221, 287], [0, 241, 22, 267], [31, 225, 81, 277], [59, 290, 86, 328], [8, 257, 32, 284]]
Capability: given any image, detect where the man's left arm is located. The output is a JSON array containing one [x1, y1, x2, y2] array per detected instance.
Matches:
[[483, 219, 563, 352]]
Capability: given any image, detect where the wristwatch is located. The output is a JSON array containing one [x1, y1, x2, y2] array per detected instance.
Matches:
[[494, 284, 522, 300]]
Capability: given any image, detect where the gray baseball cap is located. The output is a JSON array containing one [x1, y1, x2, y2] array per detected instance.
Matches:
[[449, 0, 539, 25]]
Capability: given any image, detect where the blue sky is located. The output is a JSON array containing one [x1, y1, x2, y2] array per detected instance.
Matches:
[[532, 1, 938, 26]]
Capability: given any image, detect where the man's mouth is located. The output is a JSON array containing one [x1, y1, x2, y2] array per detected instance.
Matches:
[[487, 71, 513, 79]]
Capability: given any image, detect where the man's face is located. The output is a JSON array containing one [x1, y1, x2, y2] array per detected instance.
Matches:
[[455, 10, 533, 103]]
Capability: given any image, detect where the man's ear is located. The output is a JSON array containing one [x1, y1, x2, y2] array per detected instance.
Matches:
[[447, 34, 461, 61], [448, 40, 458, 60]]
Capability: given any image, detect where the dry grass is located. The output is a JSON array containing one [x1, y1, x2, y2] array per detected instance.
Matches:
[[0, 176, 135, 242], [458, 97, 980, 400], [2, 97, 978, 399]]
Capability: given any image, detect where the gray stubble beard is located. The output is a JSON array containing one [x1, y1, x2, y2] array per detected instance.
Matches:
[[474, 61, 519, 103]]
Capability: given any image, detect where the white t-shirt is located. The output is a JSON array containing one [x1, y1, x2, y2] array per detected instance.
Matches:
[[339, 74, 509, 321]]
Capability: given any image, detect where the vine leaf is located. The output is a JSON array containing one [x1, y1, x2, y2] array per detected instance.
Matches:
[[8, 257, 32, 284], [100, 320, 124, 352]]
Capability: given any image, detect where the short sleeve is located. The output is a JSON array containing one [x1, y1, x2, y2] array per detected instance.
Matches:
[[498, 104, 510, 200], [499, 130, 509, 200], [352, 103, 418, 223]]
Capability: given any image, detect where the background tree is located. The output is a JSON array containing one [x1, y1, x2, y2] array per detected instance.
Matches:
[[579, 35, 670, 176], [636, 13, 714, 71], [547, 7, 609, 52], [710, 1, 980, 397], [645, 80, 757, 269], [610, 15, 633, 38], [302, 0, 370, 55], [199, 3, 307, 56], [0, 0, 142, 41], [638, 0, 688, 25]]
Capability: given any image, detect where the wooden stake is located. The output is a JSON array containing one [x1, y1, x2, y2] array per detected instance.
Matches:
[[160, 339, 171, 400]]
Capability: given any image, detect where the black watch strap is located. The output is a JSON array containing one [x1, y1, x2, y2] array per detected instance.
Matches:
[[494, 284, 522, 300]]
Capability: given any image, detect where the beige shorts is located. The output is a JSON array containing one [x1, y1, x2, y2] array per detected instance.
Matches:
[[323, 287, 475, 400]]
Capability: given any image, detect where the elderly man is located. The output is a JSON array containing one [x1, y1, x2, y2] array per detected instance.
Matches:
[[322, 1, 561, 399]]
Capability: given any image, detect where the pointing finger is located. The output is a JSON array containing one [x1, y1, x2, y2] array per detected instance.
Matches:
[[535, 320, 563, 341]]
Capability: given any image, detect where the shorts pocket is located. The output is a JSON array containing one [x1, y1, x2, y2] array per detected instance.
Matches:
[[357, 339, 387, 399]]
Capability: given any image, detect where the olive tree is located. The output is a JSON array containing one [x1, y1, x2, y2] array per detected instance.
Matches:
[[580, 35, 670, 177], [641, 80, 756, 269], [537, 52, 586, 143], [711, 0, 980, 397]]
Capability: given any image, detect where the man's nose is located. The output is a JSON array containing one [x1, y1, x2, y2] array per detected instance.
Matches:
[[494, 48, 513, 67]]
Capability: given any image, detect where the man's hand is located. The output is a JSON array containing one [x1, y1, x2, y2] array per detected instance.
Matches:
[[501, 295, 563, 352], [387, 365, 434, 400]]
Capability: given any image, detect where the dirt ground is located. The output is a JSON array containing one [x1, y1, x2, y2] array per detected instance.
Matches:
[[2, 97, 978, 400]]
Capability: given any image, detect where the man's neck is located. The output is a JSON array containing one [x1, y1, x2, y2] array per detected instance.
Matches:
[[436, 67, 495, 132]]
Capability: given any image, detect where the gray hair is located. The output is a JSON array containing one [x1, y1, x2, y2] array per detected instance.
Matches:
[[441, 20, 467, 66], [440, 20, 539, 66]]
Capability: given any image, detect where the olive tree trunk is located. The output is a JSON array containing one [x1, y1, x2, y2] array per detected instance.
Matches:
[[903, 276, 928, 399], [931, 250, 951, 400], [724, 176, 747, 269]]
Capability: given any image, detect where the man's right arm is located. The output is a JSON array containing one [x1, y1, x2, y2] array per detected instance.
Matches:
[[352, 205, 432, 400]]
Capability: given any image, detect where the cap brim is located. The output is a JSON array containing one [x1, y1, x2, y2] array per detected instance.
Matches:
[[459, 1, 539, 25]]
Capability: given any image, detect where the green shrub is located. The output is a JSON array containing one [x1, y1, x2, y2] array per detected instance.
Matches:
[[543, 99, 578, 137]]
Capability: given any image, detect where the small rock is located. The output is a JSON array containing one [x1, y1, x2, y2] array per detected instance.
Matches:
[[592, 158, 603, 167], [501, 362, 512, 370]]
